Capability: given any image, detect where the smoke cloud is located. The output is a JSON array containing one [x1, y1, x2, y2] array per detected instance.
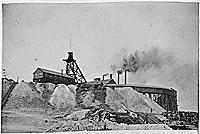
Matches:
[[107, 44, 197, 93], [108, 46, 175, 84], [107, 42, 198, 111]]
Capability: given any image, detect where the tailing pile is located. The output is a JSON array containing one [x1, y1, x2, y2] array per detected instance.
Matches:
[[4, 82, 78, 115], [3, 82, 52, 111], [116, 87, 166, 113], [49, 84, 76, 110], [106, 87, 166, 113]]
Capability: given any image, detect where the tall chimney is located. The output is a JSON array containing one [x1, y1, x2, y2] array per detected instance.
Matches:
[[61, 69, 63, 75], [117, 72, 120, 84], [125, 71, 127, 84], [102, 75, 105, 80], [110, 74, 112, 79]]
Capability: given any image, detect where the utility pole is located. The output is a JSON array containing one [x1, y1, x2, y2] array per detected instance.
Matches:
[[70, 35, 72, 51]]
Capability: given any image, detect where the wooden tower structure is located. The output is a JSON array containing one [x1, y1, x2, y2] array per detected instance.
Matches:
[[63, 52, 87, 84]]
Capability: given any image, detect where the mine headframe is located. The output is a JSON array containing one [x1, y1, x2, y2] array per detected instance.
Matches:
[[63, 52, 87, 84]]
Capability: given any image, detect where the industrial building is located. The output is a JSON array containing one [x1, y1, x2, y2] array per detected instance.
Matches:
[[33, 67, 75, 85], [86, 78, 178, 113], [86, 71, 178, 113]]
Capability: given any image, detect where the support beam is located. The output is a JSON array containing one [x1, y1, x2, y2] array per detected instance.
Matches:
[[117, 73, 120, 84], [148, 93, 152, 99], [63, 52, 87, 83]]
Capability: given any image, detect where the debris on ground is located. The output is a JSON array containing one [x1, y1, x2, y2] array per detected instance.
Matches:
[[44, 104, 172, 132], [35, 83, 56, 101], [2, 110, 57, 133], [75, 83, 106, 108]]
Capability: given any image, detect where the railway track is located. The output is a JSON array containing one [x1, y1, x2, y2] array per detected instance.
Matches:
[[2, 81, 18, 109]]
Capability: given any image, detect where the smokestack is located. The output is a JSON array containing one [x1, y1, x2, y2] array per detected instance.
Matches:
[[118, 73, 120, 84], [110, 74, 112, 79], [125, 71, 127, 84], [102, 73, 109, 80], [61, 69, 63, 75], [117, 70, 122, 84]]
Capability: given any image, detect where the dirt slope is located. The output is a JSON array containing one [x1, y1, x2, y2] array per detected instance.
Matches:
[[116, 87, 166, 113], [105, 87, 128, 111], [4, 82, 50, 110], [106, 87, 165, 113], [49, 84, 76, 110], [2, 110, 56, 133]]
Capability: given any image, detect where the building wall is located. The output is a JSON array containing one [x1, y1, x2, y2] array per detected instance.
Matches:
[[33, 69, 43, 79], [33, 72, 75, 85], [43, 73, 74, 84]]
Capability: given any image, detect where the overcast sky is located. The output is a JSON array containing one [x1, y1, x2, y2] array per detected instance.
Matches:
[[2, 2, 198, 111]]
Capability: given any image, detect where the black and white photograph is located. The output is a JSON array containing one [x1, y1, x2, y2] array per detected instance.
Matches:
[[1, 1, 199, 133]]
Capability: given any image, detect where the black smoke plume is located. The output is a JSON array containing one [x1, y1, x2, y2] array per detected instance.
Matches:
[[109, 46, 175, 84], [114, 46, 167, 72]]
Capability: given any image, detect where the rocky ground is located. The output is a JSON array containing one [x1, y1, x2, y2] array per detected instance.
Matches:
[[1, 81, 173, 133], [2, 110, 55, 132]]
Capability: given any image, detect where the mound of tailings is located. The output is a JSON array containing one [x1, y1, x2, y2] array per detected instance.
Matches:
[[4, 82, 49, 110], [106, 87, 165, 113], [116, 87, 166, 114], [11, 82, 40, 98], [105, 87, 128, 111], [49, 84, 76, 110]]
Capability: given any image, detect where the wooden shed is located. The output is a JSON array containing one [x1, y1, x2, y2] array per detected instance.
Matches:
[[33, 67, 75, 85], [87, 79, 116, 86]]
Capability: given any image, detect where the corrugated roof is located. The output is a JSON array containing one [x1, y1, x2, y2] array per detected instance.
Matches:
[[34, 67, 74, 79], [106, 83, 175, 91]]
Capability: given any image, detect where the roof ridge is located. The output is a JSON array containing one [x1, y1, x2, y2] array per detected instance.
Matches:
[[36, 67, 73, 78], [39, 67, 60, 73]]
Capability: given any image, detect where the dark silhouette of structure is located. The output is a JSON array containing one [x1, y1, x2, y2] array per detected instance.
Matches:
[[33, 67, 75, 85], [63, 52, 87, 84]]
